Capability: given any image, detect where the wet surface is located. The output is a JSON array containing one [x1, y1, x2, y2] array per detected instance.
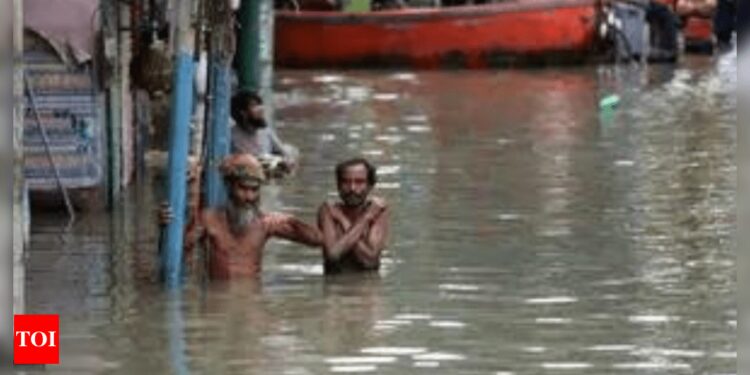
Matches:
[[24, 51, 736, 374]]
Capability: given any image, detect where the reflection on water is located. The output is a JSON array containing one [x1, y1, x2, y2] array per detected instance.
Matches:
[[25, 51, 735, 374]]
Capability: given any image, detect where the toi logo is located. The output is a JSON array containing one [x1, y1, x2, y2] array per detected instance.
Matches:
[[14, 315, 59, 365]]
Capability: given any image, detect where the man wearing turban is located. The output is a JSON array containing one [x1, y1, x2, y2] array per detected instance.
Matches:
[[160, 154, 321, 279]]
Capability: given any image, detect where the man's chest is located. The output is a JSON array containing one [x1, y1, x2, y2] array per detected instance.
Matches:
[[336, 208, 369, 232], [204, 221, 269, 258], [232, 128, 268, 154]]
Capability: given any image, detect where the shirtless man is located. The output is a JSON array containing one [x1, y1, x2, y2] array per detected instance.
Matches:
[[318, 158, 390, 274], [160, 154, 321, 279]]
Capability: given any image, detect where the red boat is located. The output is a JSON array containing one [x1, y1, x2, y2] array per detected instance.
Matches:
[[683, 16, 715, 52], [275, 0, 603, 69], [652, 0, 717, 52]]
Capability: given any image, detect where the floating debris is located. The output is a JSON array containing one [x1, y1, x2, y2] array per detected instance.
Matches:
[[599, 94, 620, 109], [313, 75, 344, 83], [373, 93, 399, 101], [361, 347, 427, 356]]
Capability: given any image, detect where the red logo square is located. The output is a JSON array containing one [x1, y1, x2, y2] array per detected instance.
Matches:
[[14, 315, 59, 365]]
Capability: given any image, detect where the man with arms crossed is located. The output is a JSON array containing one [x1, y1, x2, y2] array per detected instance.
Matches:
[[318, 158, 390, 274]]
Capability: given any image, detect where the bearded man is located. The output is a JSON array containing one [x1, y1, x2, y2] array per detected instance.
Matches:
[[160, 154, 321, 279], [317, 158, 390, 274]]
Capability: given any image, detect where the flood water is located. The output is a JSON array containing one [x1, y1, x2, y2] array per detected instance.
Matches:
[[24, 52, 736, 374]]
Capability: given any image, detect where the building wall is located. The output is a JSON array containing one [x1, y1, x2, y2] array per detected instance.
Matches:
[[23, 32, 103, 192]]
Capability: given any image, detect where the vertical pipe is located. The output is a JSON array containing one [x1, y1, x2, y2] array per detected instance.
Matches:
[[190, 0, 208, 161], [192, 52, 208, 160], [106, 86, 122, 206], [120, 0, 135, 187], [160, 0, 196, 287], [237, 0, 275, 128], [236, 0, 260, 92], [13, 0, 25, 315], [205, 0, 233, 207], [205, 61, 230, 207], [105, 0, 123, 207], [167, 289, 190, 375], [259, 0, 275, 128]]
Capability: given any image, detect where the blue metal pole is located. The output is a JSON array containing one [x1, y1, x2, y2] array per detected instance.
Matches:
[[160, 52, 195, 287], [204, 0, 234, 208], [205, 60, 230, 207], [167, 289, 190, 375]]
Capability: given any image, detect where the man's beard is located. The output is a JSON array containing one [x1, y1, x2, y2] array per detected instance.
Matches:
[[242, 117, 267, 129], [341, 191, 368, 207], [227, 201, 258, 234]]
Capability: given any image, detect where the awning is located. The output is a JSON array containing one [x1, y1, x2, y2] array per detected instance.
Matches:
[[24, 0, 99, 64]]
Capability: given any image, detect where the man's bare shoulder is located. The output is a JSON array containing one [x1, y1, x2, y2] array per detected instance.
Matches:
[[318, 199, 340, 213], [200, 208, 226, 228], [368, 197, 390, 224], [369, 196, 389, 209]]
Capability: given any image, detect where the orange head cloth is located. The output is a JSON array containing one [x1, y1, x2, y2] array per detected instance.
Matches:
[[219, 154, 266, 185]]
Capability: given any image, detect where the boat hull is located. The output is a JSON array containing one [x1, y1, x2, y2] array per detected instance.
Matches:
[[683, 17, 715, 53], [275, 0, 602, 69]]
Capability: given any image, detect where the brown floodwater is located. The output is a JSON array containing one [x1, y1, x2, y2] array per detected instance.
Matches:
[[24, 51, 736, 374]]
